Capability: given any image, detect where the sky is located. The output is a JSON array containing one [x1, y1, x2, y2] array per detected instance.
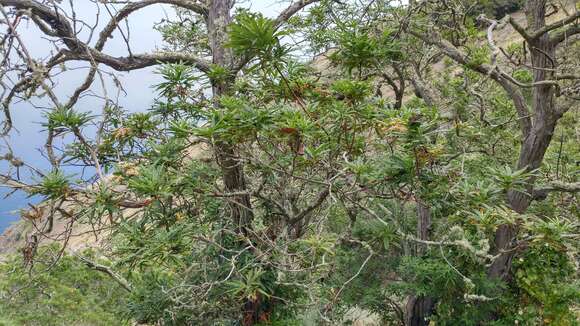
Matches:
[[0, 0, 288, 232]]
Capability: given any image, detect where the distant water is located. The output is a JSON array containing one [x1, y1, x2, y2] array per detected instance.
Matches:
[[0, 189, 32, 233]]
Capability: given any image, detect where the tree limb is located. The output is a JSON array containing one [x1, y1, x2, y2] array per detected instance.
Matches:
[[76, 255, 133, 292], [406, 29, 533, 136], [532, 181, 580, 200], [63, 50, 211, 72], [289, 188, 329, 225], [551, 24, 580, 45], [530, 10, 580, 41], [274, 0, 321, 27], [95, 0, 209, 51], [1, 0, 212, 73], [508, 16, 532, 42]]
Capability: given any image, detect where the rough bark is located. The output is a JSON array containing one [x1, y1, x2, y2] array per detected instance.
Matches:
[[488, 0, 561, 281], [405, 203, 435, 325], [405, 295, 435, 326], [215, 143, 254, 230], [404, 62, 439, 324], [401, 1, 578, 323], [207, 1, 262, 323], [0, 1, 322, 324], [206, 0, 254, 233], [416, 203, 431, 254]]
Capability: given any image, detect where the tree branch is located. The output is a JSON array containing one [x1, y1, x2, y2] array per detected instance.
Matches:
[[508, 15, 532, 42], [76, 255, 133, 292], [231, 0, 322, 72], [95, 0, 209, 51], [63, 50, 211, 72], [529, 10, 580, 41], [289, 188, 329, 225], [532, 181, 580, 200], [551, 24, 580, 45], [406, 29, 533, 136], [274, 0, 321, 27], [0, 0, 82, 50], [1, 0, 212, 73], [0, 174, 37, 192]]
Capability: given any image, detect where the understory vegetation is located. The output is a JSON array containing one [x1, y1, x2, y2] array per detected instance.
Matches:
[[0, 0, 578, 325]]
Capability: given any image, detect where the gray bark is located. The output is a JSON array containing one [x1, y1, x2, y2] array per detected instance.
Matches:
[[405, 203, 435, 325], [488, 0, 562, 281], [207, 0, 254, 232]]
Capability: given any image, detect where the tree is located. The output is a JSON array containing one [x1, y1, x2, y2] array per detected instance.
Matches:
[[0, 245, 128, 325], [294, 0, 578, 323], [0, 0, 578, 325], [400, 0, 580, 323], [0, 0, 324, 324], [404, 0, 579, 288]]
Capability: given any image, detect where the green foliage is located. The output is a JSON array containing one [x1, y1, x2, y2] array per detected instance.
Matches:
[[513, 69, 533, 84], [126, 271, 180, 324], [207, 63, 231, 85], [0, 246, 127, 325], [472, 0, 525, 19], [114, 221, 196, 269], [397, 256, 463, 297], [127, 165, 173, 198], [490, 166, 537, 193], [330, 28, 402, 74], [155, 63, 199, 99], [32, 170, 71, 199], [331, 79, 371, 102], [43, 107, 93, 132], [228, 12, 289, 61], [123, 112, 158, 138], [5, 1, 579, 325], [227, 268, 273, 301], [513, 244, 579, 325]]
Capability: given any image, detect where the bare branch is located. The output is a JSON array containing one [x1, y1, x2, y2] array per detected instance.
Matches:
[[406, 29, 533, 136], [95, 0, 209, 51], [289, 188, 330, 225], [530, 10, 580, 41], [551, 24, 580, 44], [76, 255, 133, 292], [62, 50, 211, 72], [0, 174, 37, 192], [0, 0, 82, 50], [1, 0, 212, 73], [274, 0, 321, 27], [532, 181, 580, 200], [507, 15, 532, 42]]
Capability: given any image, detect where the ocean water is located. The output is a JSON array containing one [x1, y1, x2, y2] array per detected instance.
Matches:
[[0, 189, 33, 233]]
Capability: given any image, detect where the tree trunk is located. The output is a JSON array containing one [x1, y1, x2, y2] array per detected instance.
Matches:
[[488, 0, 561, 280], [405, 295, 435, 326], [405, 202, 435, 325], [416, 202, 431, 252], [207, 0, 254, 232], [215, 143, 254, 231], [207, 1, 259, 323], [405, 68, 439, 324]]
